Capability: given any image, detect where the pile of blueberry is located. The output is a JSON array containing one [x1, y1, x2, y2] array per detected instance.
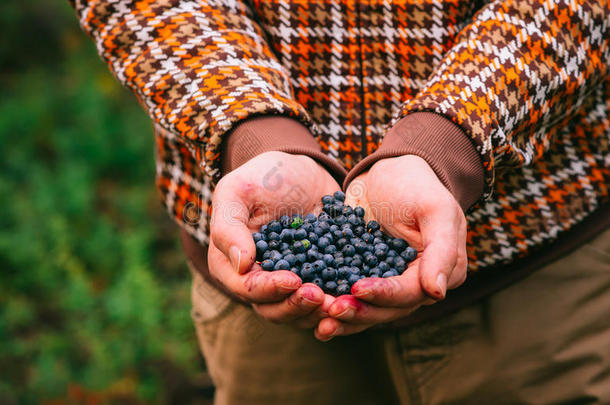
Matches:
[[252, 191, 417, 296]]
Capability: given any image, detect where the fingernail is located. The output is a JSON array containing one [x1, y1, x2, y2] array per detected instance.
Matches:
[[334, 306, 355, 320], [229, 246, 241, 273], [436, 273, 447, 298], [330, 324, 344, 337], [277, 280, 299, 293]]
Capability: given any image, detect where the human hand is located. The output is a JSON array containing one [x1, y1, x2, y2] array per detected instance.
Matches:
[[315, 155, 468, 340], [209, 151, 339, 328]]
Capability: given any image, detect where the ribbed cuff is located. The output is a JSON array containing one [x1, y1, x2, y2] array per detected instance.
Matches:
[[344, 112, 485, 211], [221, 116, 347, 183]]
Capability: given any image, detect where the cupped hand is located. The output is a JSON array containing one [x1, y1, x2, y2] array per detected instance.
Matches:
[[209, 151, 339, 328], [315, 155, 468, 340]]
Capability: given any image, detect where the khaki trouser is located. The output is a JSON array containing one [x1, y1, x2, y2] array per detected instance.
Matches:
[[190, 228, 610, 405]]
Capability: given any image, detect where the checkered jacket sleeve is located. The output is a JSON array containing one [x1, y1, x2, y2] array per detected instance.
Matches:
[[400, 0, 610, 198], [69, 0, 312, 182]]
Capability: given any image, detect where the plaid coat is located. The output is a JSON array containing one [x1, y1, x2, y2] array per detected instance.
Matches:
[[71, 0, 610, 272]]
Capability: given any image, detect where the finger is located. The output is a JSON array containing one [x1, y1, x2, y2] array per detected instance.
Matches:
[[252, 284, 325, 323], [417, 204, 461, 299], [314, 317, 371, 341], [208, 240, 301, 303], [445, 219, 467, 289], [327, 295, 414, 324], [350, 267, 434, 307], [210, 179, 256, 274]]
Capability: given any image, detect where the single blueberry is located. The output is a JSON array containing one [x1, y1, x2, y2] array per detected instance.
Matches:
[[317, 237, 330, 250], [342, 228, 354, 238], [312, 260, 327, 271], [390, 238, 408, 252], [382, 270, 399, 278], [255, 240, 268, 255], [369, 268, 382, 278], [375, 243, 389, 254], [294, 228, 308, 240], [324, 280, 338, 294], [318, 213, 331, 223], [373, 230, 384, 239], [342, 206, 353, 216], [321, 195, 334, 205], [332, 230, 344, 240], [336, 283, 351, 296], [347, 214, 360, 227], [351, 257, 363, 268], [373, 237, 385, 246], [361, 233, 374, 244], [262, 250, 273, 260], [261, 259, 275, 271], [279, 215, 291, 228], [378, 261, 390, 272], [348, 274, 361, 285], [333, 190, 346, 201], [355, 242, 368, 254], [268, 221, 282, 233], [365, 255, 379, 267], [280, 229, 294, 242], [402, 247, 417, 262], [386, 249, 398, 257], [270, 250, 283, 262], [307, 249, 319, 262], [330, 224, 339, 233], [324, 245, 338, 255], [335, 256, 345, 267], [342, 244, 356, 257], [334, 215, 347, 226], [253, 232, 264, 242], [284, 254, 297, 266], [312, 277, 324, 289], [374, 249, 386, 259], [338, 266, 351, 279], [301, 264, 315, 281], [301, 223, 314, 233], [305, 213, 317, 223], [323, 254, 335, 266], [336, 238, 348, 249], [295, 253, 307, 264], [274, 259, 290, 270], [260, 224, 268, 234], [394, 257, 406, 271], [292, 240, 305, 253], [354, 206, 365, 217], [308, 233, 319, 244], [268, 232, 280, 242], [322, 267, 338, 281], [354, 226, 365, 236], [385, 256, 395, 266], [366, 220, 380, 233]]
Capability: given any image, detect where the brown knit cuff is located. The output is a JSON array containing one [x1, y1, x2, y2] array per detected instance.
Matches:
[[344, 112, 485, 211], [221, 116, 347, 183]]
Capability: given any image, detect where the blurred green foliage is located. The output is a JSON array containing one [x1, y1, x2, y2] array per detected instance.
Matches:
[[0, 1, 209, 403]]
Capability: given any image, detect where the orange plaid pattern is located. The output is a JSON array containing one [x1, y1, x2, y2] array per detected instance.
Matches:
[[71, 0, 609, 271]]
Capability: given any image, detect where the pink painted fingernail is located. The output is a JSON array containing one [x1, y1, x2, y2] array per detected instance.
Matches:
[[336, 307, 355, 320]]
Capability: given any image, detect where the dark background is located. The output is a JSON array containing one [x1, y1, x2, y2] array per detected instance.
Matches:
[[0, 1, 212, 403]]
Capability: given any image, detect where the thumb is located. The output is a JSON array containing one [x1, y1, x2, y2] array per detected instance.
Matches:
[[417, 209, 459, 300], [210, 185, 256, 274]]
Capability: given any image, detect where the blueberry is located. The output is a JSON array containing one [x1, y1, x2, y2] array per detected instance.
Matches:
[[301, 223, 314, 233], [262, 250, 273, 260], [253, 232, 265, 242], [260, 224, 268, 234], [385, 256, 395, 266], [307, 249, 319, 262], [292, 241, 305, 253], [279, 229, 293, 243], [324, 245, 337, 254], [333, 190, 346, 202], [348, 274, 361, 285], [351, 257, 363, 268], [393, 257, 406, 271], [317, 237, 330, 250], [364, 255, 378, 267], [402, 247, 417, 262], [324, 280, 338, 294], [295, 253, 306, 264], [318, 213, 331, 223], [375, 243, 389, 254], [268, 221, 282, 233], [338, 266, 351, 279], [305, 213, 317, 223], [321, 195, 334, 205], [374, 249, 386, 259], [322, 267, 337, 281], [255, 240, 268, 257], [342, 228, 354, 238], [382, 270, 399, 278], [301, 264, 316, 281], [279, 215, 291, 228], [361, 233, 374, 244], [373, 230, 384, 239], [342, 206, 353, 216], [334, 215, 347, 225], [355, 242, 368, 254], [332, 230, 343, 240], [312, 260, 327, 271], [274, 259, 290, 270], [386, 249, 398, 257], [308, 233, 319, 244], [373, 237, 384, 246], [369, 268, 382, 278], [330, 224, 339, 232], [354, 226, 365, 236], [312, 277, 324, 289], [390, 238, 408, 252], [291, 267, 300, 276], [261, 259, 275, 271], [343, 256, 353, 265], [323, 254, 335, 266], [336, 283, 351, 295], [335, 256, 345, 267], [279, 242, 290, 251], [270, 250, 283, 262], [378, 261, 390, 272], [294, 228, 308, 240], [354, 206, 365, 217], [366, 220, 380, 233], [285, 254, 297, 266], [327, 204, 342, 217], [342, 244, 356, 256], [336, 238, 348, 249], [268, 232, 280, 242], [347, 214, 360, 227]]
